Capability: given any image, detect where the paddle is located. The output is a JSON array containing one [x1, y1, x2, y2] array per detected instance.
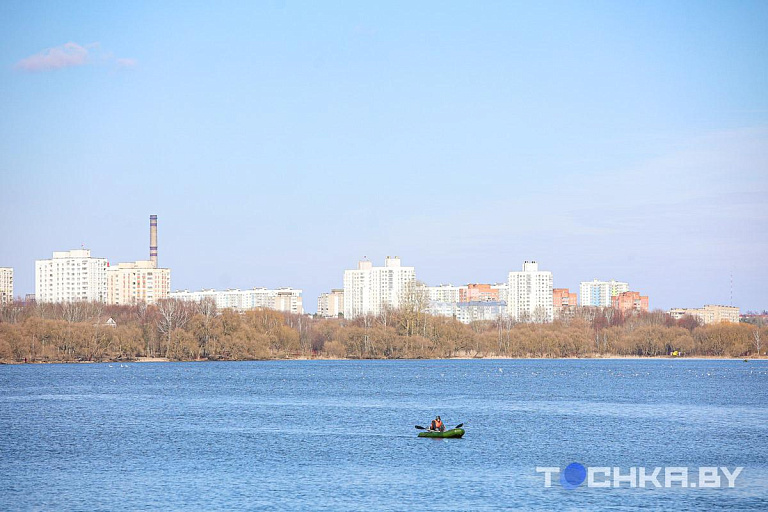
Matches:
[[416, 423, 463, 430]]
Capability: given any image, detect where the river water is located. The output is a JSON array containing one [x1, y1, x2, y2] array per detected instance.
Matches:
[[1, 359, 767, 510]]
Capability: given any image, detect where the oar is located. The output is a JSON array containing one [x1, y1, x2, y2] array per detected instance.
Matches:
[[417, 423, 463, 430]]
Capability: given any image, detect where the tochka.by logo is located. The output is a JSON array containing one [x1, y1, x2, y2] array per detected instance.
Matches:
[[536, 463, 743, 489]]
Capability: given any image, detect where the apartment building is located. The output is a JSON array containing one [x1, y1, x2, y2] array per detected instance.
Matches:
[[459, 283, 500, 302], [107, 260, 171, 305], [35, 249, 109, 303], [668, 305, 739, 324], [426, 284, 464, 304], [507, 261, 554, 322], [317, 289, 344, 318], [612, 291, 649, 313], [579, 279, 629, 307], [0, 267, 13, 305], [170, 287, 303, 314], [343, 256, 415, 318]]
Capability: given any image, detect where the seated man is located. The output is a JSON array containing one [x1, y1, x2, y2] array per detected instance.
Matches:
[[430, 416, 445, 432]]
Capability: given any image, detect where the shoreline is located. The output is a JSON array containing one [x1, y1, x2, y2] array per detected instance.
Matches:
[[2, 355, 765, 365]]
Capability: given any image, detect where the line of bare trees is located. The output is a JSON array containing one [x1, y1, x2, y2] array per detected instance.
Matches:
[[0, 299, 765, 363]]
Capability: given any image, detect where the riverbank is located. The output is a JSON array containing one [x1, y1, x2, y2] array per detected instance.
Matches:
[[3, 354, 765, 364], [2, 304, 764, 362]]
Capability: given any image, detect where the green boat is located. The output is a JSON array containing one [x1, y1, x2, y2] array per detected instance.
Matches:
[[418, 428, 465, 439]]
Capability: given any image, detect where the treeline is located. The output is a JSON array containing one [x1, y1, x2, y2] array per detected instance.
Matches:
[[0, 300, 765, 363]]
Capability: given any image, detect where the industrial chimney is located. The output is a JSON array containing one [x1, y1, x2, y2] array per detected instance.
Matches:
[[149, 215, 158, 268]]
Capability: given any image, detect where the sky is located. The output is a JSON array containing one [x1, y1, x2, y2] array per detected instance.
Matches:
[[1, 0, 766, 313]]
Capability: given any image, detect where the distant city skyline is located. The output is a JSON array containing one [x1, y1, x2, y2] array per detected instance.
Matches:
[[18, 240, 756, 316], [1, 1, 766, 313]]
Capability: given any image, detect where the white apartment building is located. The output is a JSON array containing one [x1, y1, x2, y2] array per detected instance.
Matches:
[[579, 279, 629, 307], [170, 287, 303, 314], [274, 288, 304, 315], [507, 261, 554, 322], [317, 289, 344, 318], [428, 300, 507, 324], [107, 260, 171, 306], [668, 305, 740, 324], [426, 284, 465, 303], [35, 249, 109, 303], [0, 267, 13, 305], [343, 256, 416, 318]]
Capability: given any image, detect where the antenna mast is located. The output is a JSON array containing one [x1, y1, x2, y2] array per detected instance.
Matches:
[[730, 272, 733, 306]]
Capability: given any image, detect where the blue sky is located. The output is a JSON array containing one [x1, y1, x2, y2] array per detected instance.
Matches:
[[1, 0, 766, 312]]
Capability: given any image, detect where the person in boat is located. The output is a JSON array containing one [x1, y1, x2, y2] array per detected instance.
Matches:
[[430, 416, 445, 432]]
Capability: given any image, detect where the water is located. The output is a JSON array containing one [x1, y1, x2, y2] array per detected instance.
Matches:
[[1, 359, 767, 511]]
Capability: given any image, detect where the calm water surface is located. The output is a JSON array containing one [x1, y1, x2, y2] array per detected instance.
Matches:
[[1, 359, 767, 511]]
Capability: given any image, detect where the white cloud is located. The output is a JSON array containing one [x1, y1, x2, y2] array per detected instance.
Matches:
[[15, 42, 137, 72], [15, 42, 89, 72]]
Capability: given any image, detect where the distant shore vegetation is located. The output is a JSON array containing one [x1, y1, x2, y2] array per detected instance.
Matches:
[[0, 300, 765, 363]]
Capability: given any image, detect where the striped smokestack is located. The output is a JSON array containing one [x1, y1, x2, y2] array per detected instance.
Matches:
[[150, 215, 158, 268]]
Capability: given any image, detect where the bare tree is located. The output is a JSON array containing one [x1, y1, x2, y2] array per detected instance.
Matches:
[[157, 299, 191, 357], [61, 301, 86, 324], [293, 313, 312, 355], [0, 301, 27, 324], [752, 316, 765, 356], [135, 301, 156, 357], [361, 313, 375, 356], [496, 314, 516, 355], [379, 304, 393, 329], [603, 307, 615, 326], [34, 301, 55, 320], [398, 280, 429, 337], [533, 305, 549, 324], [60, 301, 102, 324], [752, 328, 761, 356], [196, 297, 218, 358]]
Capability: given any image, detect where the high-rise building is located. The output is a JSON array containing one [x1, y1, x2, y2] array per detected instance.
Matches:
[[343, 256, 416, 318], [0, 267, 13, 305], [579, 279, 629, 307], [612, 291, 649, 312], [317, 289, 344, 318], [107, 261, 171, 305], [35, 249, 109, 303], [170, 287, 303, 314], [668, 305, 739, 324], [507, 261, 553, 322]]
